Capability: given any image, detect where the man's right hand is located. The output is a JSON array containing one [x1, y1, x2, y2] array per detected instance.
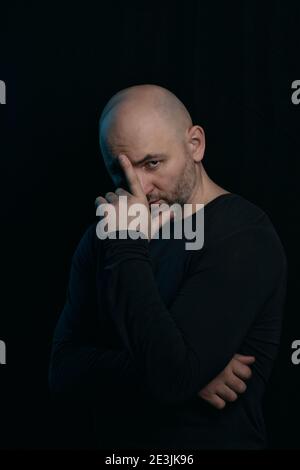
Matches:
[[197, 354, 255, 410]]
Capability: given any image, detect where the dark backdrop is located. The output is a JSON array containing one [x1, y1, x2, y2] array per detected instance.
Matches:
[[1, 0, 299, 448]]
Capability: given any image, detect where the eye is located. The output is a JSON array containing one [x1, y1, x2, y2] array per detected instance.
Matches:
[[145, 160, 160, 170]]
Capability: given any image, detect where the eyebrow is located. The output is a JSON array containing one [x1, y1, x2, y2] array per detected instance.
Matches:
[[134, 153, 168, 165], [110, 153, 167, 174]]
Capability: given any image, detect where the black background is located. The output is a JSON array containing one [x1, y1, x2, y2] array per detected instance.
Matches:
[[0, 0, 299, 449]]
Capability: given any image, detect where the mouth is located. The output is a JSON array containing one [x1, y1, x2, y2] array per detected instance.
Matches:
[[149, 200, 162, 206]]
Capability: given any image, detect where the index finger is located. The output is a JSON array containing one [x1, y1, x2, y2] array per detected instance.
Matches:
[[234, 354, 255, 364], [118, 154, 144, 197], [232, 360, 252, 380]]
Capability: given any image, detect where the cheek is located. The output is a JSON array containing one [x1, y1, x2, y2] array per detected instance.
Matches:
[[155, 157, 186, 191], [167, 160, 186, 183], [157, 167, 181, 193]]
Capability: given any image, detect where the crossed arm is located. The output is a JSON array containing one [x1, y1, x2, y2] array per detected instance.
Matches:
[[49, 222, 277, 409]]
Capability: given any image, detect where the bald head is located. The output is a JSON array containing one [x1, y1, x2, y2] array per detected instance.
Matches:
[[98, 84, 205, 206], [99, 84, 192, 166]]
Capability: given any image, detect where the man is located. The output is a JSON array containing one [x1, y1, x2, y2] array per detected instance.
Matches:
[[49, 84, 287, 449]]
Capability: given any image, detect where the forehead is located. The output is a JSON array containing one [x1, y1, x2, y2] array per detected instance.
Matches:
[[109, 112, 176, 160]]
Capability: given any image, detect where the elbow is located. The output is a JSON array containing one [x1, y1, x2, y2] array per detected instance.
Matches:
[[48, 346, 72, 397], [48, 344, 92, 400]]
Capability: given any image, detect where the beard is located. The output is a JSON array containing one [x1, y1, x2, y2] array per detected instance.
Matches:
[[162, 154, 197, 207]]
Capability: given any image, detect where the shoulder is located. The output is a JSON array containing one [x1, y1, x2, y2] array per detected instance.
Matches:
[[204, 193, 284, 250], [189, 194, 287, 281], [204, 193, 267, 239]]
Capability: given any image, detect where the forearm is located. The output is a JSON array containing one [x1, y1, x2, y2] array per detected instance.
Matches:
[[101, 228, 280, 405], [103, 247, 203, 404]]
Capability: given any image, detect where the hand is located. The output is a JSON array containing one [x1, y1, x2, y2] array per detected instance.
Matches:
[[197, 354, 255, 410], [95, 154, 174, 240]]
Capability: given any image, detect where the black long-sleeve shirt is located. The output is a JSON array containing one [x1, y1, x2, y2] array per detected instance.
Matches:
[[49, 193, 287, 449]]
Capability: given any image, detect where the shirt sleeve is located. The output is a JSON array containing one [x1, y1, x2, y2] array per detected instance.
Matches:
[[101, 224, 287, 405], [48, 224, 142, 402]]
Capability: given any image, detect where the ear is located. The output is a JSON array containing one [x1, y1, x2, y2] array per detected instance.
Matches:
[[186, 125, 205, 163]]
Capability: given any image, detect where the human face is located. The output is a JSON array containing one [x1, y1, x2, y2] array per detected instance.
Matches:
[[104, 111, 198, 207]]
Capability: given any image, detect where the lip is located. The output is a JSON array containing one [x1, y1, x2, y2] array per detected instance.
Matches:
[[149, 200, 162, 206]]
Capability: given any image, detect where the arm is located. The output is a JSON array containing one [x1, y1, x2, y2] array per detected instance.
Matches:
[[48, 223, 253, 408], [48, 224, 141, 402], [101, 224, 285, 405]]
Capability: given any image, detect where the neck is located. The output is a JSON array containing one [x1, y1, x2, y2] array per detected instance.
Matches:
[[186, 163, 230, 211]]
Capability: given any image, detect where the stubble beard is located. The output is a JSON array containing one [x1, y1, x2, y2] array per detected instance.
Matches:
[[163, 155, 197, 207]]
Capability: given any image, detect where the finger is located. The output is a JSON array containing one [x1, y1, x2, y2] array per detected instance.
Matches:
[[118, 154, 144, 197], [198, 392, 226, 410], [234, 354, 255, 364], [225, 375, 247, 394], [95, 196, 107, 209], [232, 360, 253, 380], [216, 384, 238, 402], [115, 187, 131, 197], [105, 191, 118, 203]]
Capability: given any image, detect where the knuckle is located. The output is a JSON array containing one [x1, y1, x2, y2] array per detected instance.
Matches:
[[226, 369, 235, 380], [215, 385, 224, 396]]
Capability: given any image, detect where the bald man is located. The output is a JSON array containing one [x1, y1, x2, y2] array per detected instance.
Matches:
[[49, 85, 287, 449]]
